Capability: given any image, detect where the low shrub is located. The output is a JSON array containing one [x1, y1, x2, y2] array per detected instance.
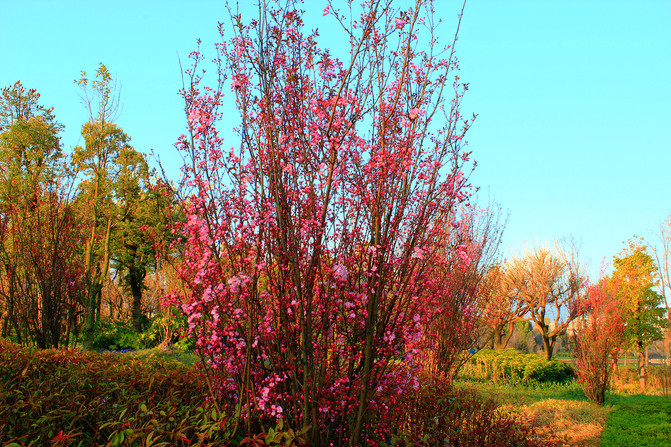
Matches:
[[0, 339, 239, 446], [91, 318, 145, 351], [388, 375, 565, 446], [91, 310, 196, 353], [461, 348, 575, 384], [1, 340, 571, 446]]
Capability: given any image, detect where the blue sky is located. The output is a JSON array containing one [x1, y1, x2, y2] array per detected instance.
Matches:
[[2, 0, 670, 278]]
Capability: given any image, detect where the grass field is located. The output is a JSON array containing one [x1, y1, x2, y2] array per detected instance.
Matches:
[[457, 375, 671, 446], [600, 394, 671, 447]]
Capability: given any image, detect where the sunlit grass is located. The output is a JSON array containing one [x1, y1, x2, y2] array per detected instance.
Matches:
[[456, 378, 610, 446], [455, 378, 585, 405], [130, 345, 200, 366], [600, 394, 671, 447]]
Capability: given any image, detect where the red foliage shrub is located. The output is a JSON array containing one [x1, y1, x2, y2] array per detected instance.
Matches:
[[572, 280, 626, 404]]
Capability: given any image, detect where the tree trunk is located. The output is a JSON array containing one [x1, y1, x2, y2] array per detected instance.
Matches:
[[82, 281, 102, 350], [646, 346, 650, 369], [0, 310, 8, 338], [128, 263, 146, 333], [637, 343, 646, 391], [539, 326, 555, 360], [131, 279, 144, 333]]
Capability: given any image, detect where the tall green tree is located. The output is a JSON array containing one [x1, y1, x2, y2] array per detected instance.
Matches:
[[610, 238, 664, 390], [75, 63, 179, 342], [0, 82, 63, 206], [111, 168, 178, 333], [74, 63, 148, 348]]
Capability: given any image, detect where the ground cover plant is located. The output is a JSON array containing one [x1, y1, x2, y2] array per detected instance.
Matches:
[[0, 339, 233, 446], [388, 375, 566, 446], [455, 377, 609, 446], [2, 339, 576, 446]]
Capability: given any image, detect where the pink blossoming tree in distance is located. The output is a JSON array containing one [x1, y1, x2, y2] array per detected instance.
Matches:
[[572, 278, 627, 405], [169, 0, 473, 444]]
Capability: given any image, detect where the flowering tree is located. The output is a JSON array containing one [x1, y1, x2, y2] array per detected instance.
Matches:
[[419, 204, 506, 380], [572, 279, 626, 405], [171, 0, 473, 444]]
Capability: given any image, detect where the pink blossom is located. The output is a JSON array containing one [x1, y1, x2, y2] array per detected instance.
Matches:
[[228, 276, 241, 293], [394, 18, 407, 29], [411, 247, 424, 259], [333, 264, 349, 282], [323, 5, 329, 16]]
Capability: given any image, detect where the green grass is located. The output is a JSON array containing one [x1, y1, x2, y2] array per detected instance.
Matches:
[[455, 378, 586, 405], [130, 345, 200, 366], [600, 394, 671, 447], [460, 377, 671, 446]]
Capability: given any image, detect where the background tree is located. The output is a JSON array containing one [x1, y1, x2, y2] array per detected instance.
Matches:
[[506, 242, 585, 360], [74, 63, 153, 347], [610, 238, 665, 390], [0, 82, 84, 348], [479, 264, 527, 349], [650, 216, 671, 366], [0, 82, 63, 207], [572, 278, 627, 405], [111, 170, 179, 333]]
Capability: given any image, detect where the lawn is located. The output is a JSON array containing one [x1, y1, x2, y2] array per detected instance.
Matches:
[[600, 394, 671, 447], [457, 375, 671, 447]]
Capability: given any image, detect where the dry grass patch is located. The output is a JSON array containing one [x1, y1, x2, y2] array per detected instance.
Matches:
[[522, 399, 612, 446]]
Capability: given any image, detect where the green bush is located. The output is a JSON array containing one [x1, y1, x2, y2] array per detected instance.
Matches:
[[91, 318, 144, 351], [90, 309, 196, 352], [461, 348, 575, 384]]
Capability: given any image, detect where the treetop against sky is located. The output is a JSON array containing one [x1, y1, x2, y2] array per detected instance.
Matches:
[[1, 0, 670, 278]]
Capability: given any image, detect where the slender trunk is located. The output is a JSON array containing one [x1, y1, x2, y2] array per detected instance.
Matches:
[[0, 310, 8, 337], [637, 342, 646, 391], [128, 259, 146, 333], [131, 278, 144, 333], [82, 282, 100, 350], [646, 346, 650, 369], [502, 322, 516, 349]]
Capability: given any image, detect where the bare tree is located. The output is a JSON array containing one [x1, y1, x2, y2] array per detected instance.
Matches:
[[506, 241, 585, 360], [650, 216, 671, 366], [479, 264, 527, 349]]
